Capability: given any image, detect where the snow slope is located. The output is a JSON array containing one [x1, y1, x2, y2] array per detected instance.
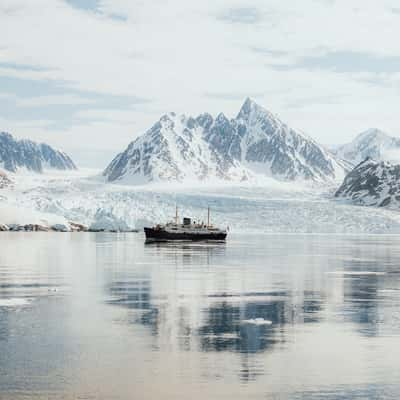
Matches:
[[0, 204, 69, 228], [334, 128, 400, 165]]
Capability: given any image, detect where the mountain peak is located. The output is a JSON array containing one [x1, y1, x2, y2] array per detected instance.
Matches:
[[356, 128, 390, 142], [334, 128, 400, 165], [215, 112, 229, 124], [237, 97, 264, 120], [0, 131, 77, 173]]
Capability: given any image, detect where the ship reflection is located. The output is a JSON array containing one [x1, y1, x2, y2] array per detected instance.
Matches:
[[144, 240, 226, 257], [144, 240, 227, 266], [144, 240, 227, 247]]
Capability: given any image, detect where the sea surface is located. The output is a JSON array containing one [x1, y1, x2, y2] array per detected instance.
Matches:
[[1, 232, 400, 399]]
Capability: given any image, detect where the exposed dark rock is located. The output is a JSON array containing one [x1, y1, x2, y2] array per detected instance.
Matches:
[[0, 132, 77, 173], [335, 158, 400, 208], [0, 169, 12, 188], [69, 222, 89, 232]]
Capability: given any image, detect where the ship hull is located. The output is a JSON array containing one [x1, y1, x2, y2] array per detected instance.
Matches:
[[144, 227, 227, 242]]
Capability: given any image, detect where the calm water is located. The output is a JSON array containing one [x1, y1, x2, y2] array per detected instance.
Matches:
[[1, 233, 400, 399]]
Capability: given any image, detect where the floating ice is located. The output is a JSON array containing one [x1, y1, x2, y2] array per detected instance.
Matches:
[[241, 318, 272, 326], [0, 298, 30, 307], [327, 271, 386, 276]]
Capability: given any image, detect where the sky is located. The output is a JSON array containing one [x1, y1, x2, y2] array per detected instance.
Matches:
[[1, 0, 400, 167]]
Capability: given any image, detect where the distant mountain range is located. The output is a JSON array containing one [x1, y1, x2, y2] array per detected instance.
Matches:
[[335, 158, 400, 208], [0, 132, 76, 173], [103, 98, 348, 184], [332, 128, 400, 165]]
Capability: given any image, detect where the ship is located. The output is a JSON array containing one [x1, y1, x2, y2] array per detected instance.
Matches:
[[144, 207, 227, 242]]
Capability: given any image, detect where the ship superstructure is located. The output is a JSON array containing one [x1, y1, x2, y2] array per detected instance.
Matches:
[[144, 207, 227, 242]]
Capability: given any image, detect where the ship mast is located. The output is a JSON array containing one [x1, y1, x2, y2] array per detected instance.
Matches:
[[175, 206, 179, 225], [207, 206, 210, 227]]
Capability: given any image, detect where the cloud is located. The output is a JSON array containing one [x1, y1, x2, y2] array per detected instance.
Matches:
[[2, 0, 400, 166], [277, 51, 400, 74], [65, 0, 99, 12], [74, 107, 140, 123], [15, 94, 97, 107], [217, 7, 263, 24], [284, 94, 345, 109], [204, 91, 265, 101]]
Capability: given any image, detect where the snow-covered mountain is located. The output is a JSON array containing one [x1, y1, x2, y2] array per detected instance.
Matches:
[[103, 112, 251, 184], [0, 132, 77, 173], [104, 98, 347, 184], [334, 128, 400, 165], [335, 158, 400, 208]]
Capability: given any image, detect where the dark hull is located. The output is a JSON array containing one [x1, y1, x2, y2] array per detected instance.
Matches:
[[144, 227, 227, 242]]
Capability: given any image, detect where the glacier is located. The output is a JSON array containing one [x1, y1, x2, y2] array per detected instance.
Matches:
[[2, 169, 400, 234]]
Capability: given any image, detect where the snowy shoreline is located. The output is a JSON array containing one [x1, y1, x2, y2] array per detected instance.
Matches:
[[0, 228, 139, 232], [0, 221, 139, 233], [0, 200, 138, 233]]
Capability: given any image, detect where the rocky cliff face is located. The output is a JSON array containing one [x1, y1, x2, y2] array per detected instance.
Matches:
[[0, 132, 77, 173], [104, 98, 348, 184], [335, 158, 400, 208]]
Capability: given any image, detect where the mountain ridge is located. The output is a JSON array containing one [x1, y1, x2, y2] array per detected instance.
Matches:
[[103, 98, 348, 185], [0, 131, 77, 173], [335, 157, 400, 208]]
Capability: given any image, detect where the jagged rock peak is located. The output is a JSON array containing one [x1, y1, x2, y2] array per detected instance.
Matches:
[[215, 112, 229, 124], [236, 97, 286, 136], [196, 113, 213, 129], [237, 97, 271, 120]]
